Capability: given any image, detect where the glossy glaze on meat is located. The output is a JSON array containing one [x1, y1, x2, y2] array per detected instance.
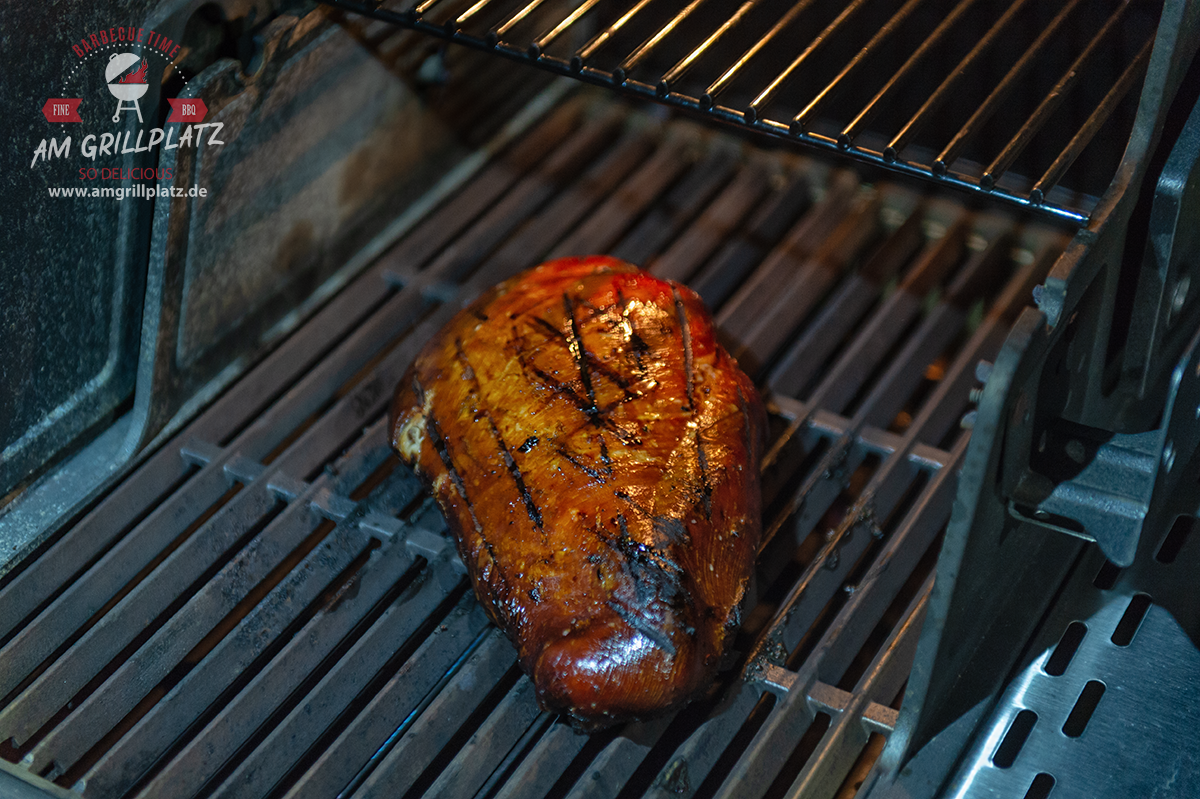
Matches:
[[391, 256, 765, 730]]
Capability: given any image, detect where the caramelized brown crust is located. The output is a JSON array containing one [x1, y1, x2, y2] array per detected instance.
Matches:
[[391, 255, 765, 729]]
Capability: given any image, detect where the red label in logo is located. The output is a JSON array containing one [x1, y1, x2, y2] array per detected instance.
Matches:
[[166, 98, 207, 123], [43, 99, 83, 123]]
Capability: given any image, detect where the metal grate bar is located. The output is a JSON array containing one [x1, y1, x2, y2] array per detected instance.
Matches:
[[1030, 38, 1155, 203], [746, 0, 873, 123], [490, 722, 591, 799], [932, 0, 1087, 175], [716, 170, 861, 351], [647, 158, 771, 283], [562, 716, 674, 799], [423, 678, 546, 795], [24, 426, 399, 776], [658, 0, 761, 94], [884, 0, 1035, 161], [1, 486, 281, 749], [548, 133, 697, 258], [729, 188, 885, 369], [765, 197, 925, 396], [455, 0, 503, 28], [205, 560, 463, 799], [573, 0, 658, 66], [763, 237, 1046, 657], [79, 492, 423, 798], [0, 292, 453, 751], [610, 145, 739, 265], [780, 575, 933, 799], [529, 0, 604, 57], [688, 168, 817, 308], [130, 540, 425, 798], [417, 106, 627, 283], [769, 219, 1056, 562], [280, 599, 494, 799], [571, 0, 657, 65], [80, 504, 413, 799], [644, 684, 766, 799], [838, 0, 981, 146], [790, 0, 929, 132], [717, 441, 966, 799], [613, 0, 709, 82], [616, 429, 960, 799], [713, 230, 1060, 798], [492, 0, 550, 39], [0, 464, 236, 701], [471, 710, 558, 799], [492, 125, 657, 268], [756, 210, 971, 530], [982, 0, 1133, 189], [351, 632, 518, 797], [703, 0, 821, 105], [769, 399, 953, 476], [762, 371, 956, 659]]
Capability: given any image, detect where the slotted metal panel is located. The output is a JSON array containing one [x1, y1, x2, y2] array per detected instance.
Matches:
[[0, 93, 1066, 799], [321, 0, 1163, 224], [942, 489, 1200, 798]]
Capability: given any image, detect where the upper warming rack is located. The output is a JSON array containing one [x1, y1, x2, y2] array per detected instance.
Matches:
[[325, 0, 1162, 224]]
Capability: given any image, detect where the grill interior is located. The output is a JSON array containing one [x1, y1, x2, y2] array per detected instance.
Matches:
[[325, 0, 1162, 223], [0, 92, 1069, 799]]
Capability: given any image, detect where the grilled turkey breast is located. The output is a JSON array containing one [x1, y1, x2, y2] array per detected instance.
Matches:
[[391, 255, 765, 730]]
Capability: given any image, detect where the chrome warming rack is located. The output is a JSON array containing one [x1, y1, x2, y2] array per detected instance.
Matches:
[[323, 0, 1160, 224]]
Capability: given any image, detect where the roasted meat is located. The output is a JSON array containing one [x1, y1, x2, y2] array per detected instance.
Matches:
[[391, 255, 765, 729]]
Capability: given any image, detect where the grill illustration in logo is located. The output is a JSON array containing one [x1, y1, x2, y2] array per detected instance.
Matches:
[[106, 53, 150, 123]]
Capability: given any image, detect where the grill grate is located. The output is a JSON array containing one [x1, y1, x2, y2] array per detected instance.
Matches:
[[0, 93, 1065, 799], [321, 0, 1161, 224]]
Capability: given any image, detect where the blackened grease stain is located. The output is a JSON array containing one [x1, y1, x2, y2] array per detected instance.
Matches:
[[597, 522, 694, 657]]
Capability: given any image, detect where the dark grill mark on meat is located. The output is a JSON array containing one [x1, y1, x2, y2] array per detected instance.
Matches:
[[456, 339, 545, 533], [652, 515, 690, 547], [423, 410, 488, 550], [607, 599, 677, 656], [616, 289, 651, 378], [533, 315, 637, 395], [695, 428, 713, 520], [615, 489, 654, 520], [557, 445, 607, 481], [609, 527, 684, 579], [521, 354, 642, 446], [673, 286, 696, 413], [494, 419, 545, 532], [563, 293, 599, 417], [598, 434, 614, 475], [673, 286, 712, 519]]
